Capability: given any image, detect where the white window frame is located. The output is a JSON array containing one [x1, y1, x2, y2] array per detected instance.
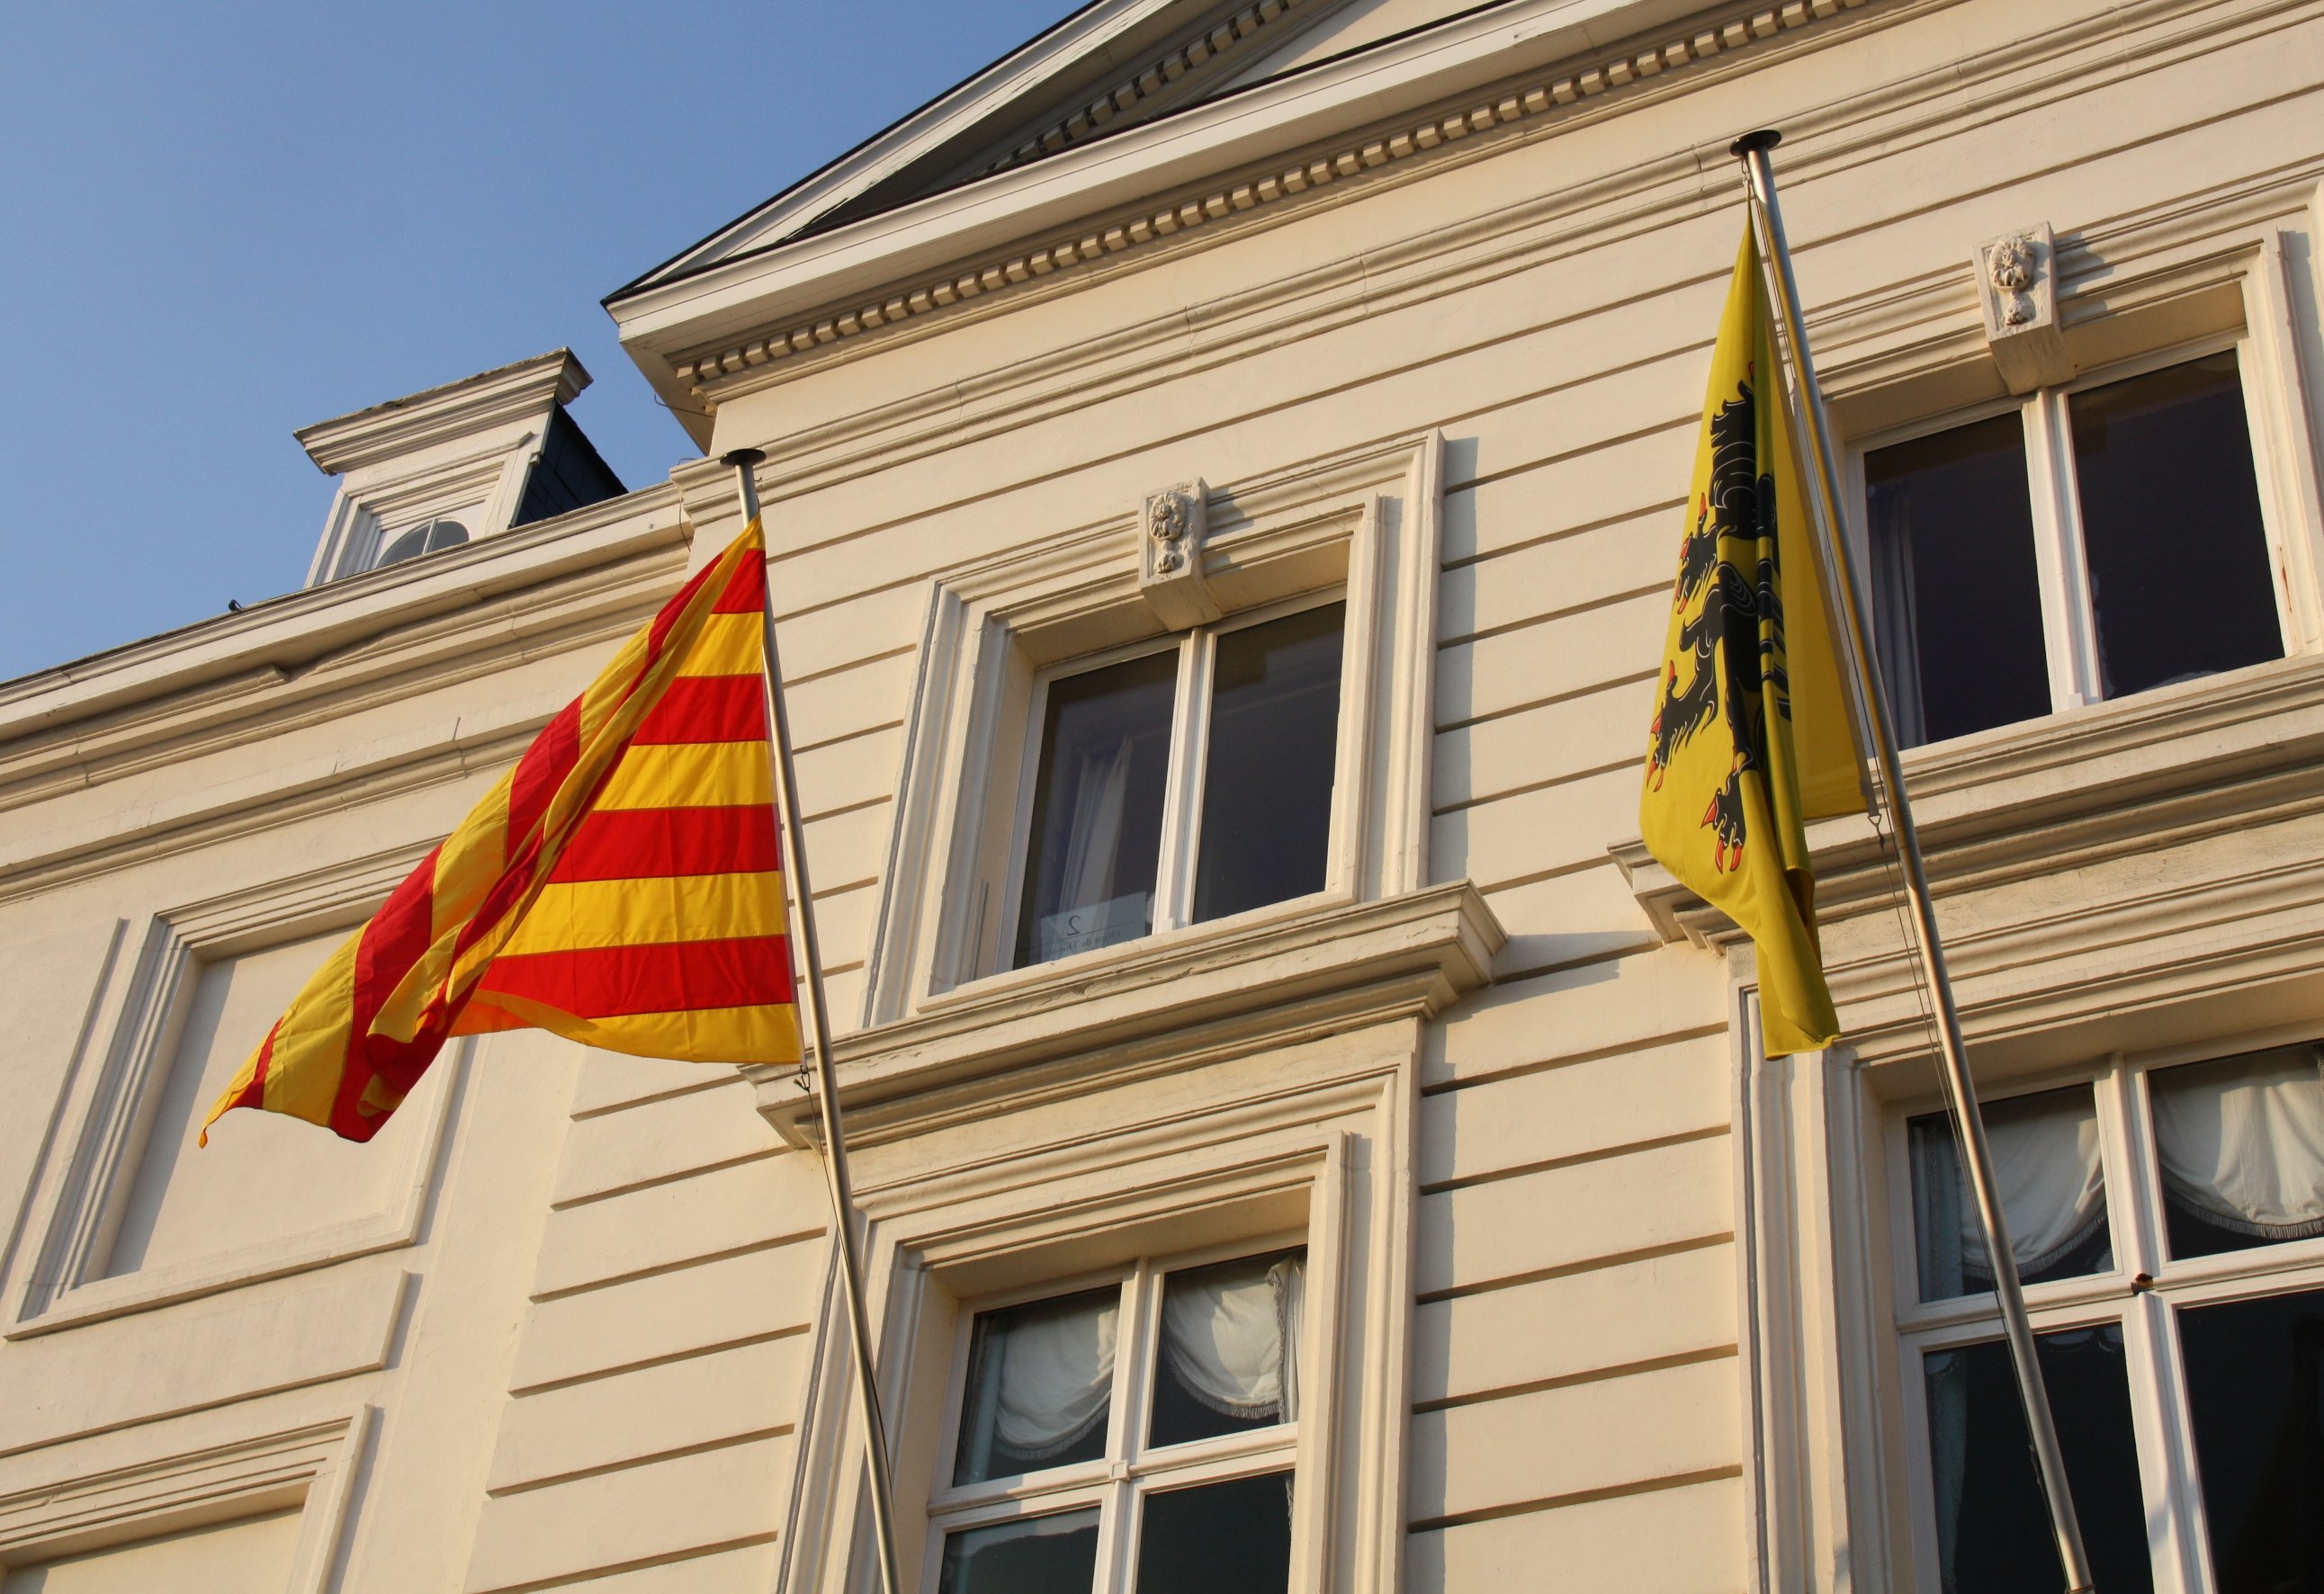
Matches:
[[860, 433, 1445, 1029], [998, 590, 1356, 972], [1880, 1025, 2324, 1594], [925, 1236, 1307, 1594], [1848, 330, 2303, 745]]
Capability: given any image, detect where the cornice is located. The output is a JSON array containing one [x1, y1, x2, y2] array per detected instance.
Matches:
[[293, 349, 589, 477], [651, 0, 1878, 407], [747, 879, 1503, 1146], [0, 483, 685, 751]]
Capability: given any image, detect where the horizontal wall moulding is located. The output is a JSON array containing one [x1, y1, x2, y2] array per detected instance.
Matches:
[[668, 0, 1877, 398]]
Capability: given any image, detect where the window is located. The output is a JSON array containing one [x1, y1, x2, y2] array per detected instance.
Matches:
[[1008, 600, 1344, 970], [1863, 348, 2288, 748], [1893, 1039, 2324, 1592], [930, 1247, 1306, 1594], [372, 516, 470, 569]]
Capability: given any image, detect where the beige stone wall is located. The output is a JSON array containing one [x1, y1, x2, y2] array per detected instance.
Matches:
[[2, 0, 2321, 1589]]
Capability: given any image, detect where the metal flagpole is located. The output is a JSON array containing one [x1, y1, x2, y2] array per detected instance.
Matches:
[[1727, 132, 2097, 1592], [724, 449, 904, 1594]]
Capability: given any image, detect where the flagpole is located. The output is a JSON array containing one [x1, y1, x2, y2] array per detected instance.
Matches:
[[724, 450, 904, 1594], [1728, 132, 2097, 1592]]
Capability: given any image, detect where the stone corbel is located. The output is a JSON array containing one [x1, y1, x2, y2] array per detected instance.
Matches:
[[1138, 479, 1221, 629], [1975, 224, 2076, 394]]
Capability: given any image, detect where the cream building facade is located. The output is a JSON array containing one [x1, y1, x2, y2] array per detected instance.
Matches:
[[5, 0, 2324, 1589]]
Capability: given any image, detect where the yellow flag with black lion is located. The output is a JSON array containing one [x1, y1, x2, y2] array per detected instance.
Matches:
[[1641, 228, 1866, 1055]]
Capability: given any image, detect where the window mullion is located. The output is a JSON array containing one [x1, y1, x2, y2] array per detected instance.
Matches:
[[2023, 391, 2104, 709], [1150, 633, 1211, 934], [2125, 1289, 2212, 1594]]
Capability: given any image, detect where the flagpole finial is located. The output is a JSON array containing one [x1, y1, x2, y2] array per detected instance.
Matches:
[[721, 447, 767, 469], [1729, 129, 1782, 158]]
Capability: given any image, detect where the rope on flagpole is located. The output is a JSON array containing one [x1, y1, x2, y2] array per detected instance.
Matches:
[[724, 450, 906, 1594], [1728, 131, 2098, 1593]]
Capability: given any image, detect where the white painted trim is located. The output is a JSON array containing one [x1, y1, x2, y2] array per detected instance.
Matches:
[[773, 1018, 1416, 1594], [0, 1404, 372, 1593], [2, 848, 465, 1338], [859, 432, 1444, 1030]]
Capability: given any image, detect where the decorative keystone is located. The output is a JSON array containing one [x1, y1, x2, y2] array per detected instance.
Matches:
[[1138, 479, 1220, 628], [1975, 223, 2076, 393]]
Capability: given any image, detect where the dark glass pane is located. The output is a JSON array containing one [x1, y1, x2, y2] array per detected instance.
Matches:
[[2150, 1043, 2324, 1261], [1191, 604, 1344, 923], [2177, 1287, 2324, 1593], [938, 1509, 1100, 1594], [1865, 416, 2050, 746], [2069, 354, 2281, 699], [1922, 1325, 2151, 1594], [1149, 1249, 1304, 1449], [1135, 1473, 1293, 1594], [1015, 650, 1178, 968], [954, 1287, 1118, 1485], [1909, 1087, 2111, 1302]]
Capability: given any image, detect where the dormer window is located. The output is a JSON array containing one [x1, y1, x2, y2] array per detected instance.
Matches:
[[372, 518, 470, 570]]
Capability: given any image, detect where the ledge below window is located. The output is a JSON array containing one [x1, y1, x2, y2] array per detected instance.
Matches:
[[1609, 655, 2324, 1070], [749, 881, 1504, 1146]]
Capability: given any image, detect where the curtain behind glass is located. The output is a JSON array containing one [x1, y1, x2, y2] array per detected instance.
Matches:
[[2150, 1043, 2324, 1253], [1153, 1253, 1305, 1447], [1911, 1086, 2109, 1300], [1015, 651, 1176, 967], [955, 1288, 1119, 1485]]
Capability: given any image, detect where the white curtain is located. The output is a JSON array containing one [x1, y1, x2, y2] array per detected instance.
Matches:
[[959, 1294, 1118, 1480], [1159, 1255, 1306, 1424], [2152, 1045, 2324, 1240], [1914, 1091, 2105, 1296], [1056, 738, 1131, 916], [958, 1256, 1306, 1482]]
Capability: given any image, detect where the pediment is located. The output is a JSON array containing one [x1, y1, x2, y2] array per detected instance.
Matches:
[[615, 0, 1428, 297]]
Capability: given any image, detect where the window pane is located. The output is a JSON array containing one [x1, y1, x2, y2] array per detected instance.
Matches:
[[938, 1509, 1100, 1594], [2150, 1043, 2324, 1260], [1135, 1473, 1293, 1594], [1150, 1249, 1305, 1448], [955, 1287, 1119, 1485], [1865, 416, 2050, 746], [1191, 604, 1344, 923], [2176, 1287, 2324, 1593], [1910, 1086, 2111, 1302], [1015, 649, 1178, 968], [2069, 353, 2281, 699], [1921, 1325, 2152, 1594]]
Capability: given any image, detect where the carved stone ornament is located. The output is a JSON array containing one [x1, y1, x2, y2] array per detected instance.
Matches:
[[1974, 222, 2076, 394], [1138, 479, 1221, 628]]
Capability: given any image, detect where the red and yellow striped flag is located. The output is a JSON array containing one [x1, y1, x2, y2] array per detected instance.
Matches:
[[202, 523, 800, 1145]]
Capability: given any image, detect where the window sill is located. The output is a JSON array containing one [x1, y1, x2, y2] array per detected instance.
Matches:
[[1609, 654, 2324, 1065], [748, 880, 1503, 1145]]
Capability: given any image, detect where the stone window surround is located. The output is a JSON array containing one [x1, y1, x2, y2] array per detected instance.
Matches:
[[0, 1406, 370, 1591], [1614, 187, 2324, 1592], [3, 846, 466, 1339], [767, 1016, 1422, 1594], [857, 430, 1449, 1038]]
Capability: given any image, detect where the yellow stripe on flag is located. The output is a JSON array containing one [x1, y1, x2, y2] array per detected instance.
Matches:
[[498, 871, 788, 955], [594, 740, 773, 811]]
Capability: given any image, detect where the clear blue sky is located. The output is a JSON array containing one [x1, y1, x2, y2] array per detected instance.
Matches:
[[0, 0, 1076, 682]]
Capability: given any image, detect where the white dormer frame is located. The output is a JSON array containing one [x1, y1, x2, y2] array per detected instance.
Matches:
[[296, 350, 591, 586]]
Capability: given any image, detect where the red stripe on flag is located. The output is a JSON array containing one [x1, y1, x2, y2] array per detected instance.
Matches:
[[648, 542, 745, 658], [551, 805, 780, 882], [475, 935, 796, 1018], [507, 699, 581, 845], [713, 551, 766, 614], [337, 846, 445, 1139], [632, 675, 767, 745]]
